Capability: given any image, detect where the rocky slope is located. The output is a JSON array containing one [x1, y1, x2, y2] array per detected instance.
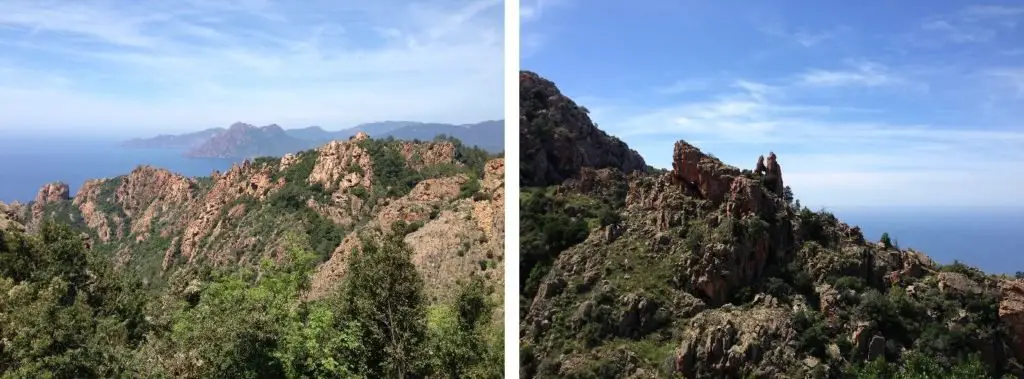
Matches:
[[20, 133, 504, 310], [519, 72, 1023, 378], [520, 71, 646, 187]]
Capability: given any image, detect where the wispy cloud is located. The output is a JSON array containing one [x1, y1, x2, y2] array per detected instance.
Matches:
[[962, 5, 1024, 19], [0, 0, 503, 135], [654, 79, 711, 95], [756, 22, 839, 47], [915, 4, 1022, 45], [987, 68, 1024, 96], [595, 71, 1024, 207], [797, 60, 907, 88]]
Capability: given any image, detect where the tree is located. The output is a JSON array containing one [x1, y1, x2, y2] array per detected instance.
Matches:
[[428, 276, 502, 379], [880, 232, 893, 249], [783, 185, 794, 205], [343, 233, 427, 378]]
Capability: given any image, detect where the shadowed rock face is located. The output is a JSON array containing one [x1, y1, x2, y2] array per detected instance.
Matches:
[[519, 71, 646, 187], [519, 71, 1021, 379]]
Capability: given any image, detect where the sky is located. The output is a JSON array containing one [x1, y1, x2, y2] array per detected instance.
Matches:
[[521, 0, 1024, 209], [0, 0, 503, 137]]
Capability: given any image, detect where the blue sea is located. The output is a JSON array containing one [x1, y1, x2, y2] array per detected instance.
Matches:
[[831, 207, 1024, 275], [0, 136, 237, 203]]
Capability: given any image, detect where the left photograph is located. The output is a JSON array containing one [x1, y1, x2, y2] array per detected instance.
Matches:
[[0, 1, 505, 378]]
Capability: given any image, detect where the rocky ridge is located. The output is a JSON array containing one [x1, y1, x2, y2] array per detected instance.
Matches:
[[519, 71, 1023, 378], [520, 71, 647, 187], [16, 134, 504, 311]]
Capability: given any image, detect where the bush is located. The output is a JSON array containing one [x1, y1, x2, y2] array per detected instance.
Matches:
[[459, 178, 481, 199], [793, 310, 829, 358]]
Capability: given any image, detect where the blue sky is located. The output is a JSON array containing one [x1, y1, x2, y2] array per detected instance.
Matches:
[[0, 0, 503, 137], [521, 0, 1024, 208]]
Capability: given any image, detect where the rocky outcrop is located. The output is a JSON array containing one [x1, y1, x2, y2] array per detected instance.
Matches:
[[307, 158, 505, 304], [308, 141, 374, 192], [401, 141, 457, 170], [35, 182, 70, 204], [474, 158, 505, 241], [30, 182, 70, 221], [307, 231, 367, 300], [375, 176, 466, 227], [73, 179, 118, 242], [178, 161, 282, 263], [116, 166, 195, 240], [1001, 280, 1024, 363], [764, 152, 784, 195], [0, 201, 24, 232], [671, 141, 740, 204], [519, 71, 646, 187], [674, 306, 797, 377]]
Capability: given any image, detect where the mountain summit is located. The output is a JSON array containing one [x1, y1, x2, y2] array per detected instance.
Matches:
[[186, 123, 303, 158], [520, 71, 645, 187], [519, 71, 1024, 378]]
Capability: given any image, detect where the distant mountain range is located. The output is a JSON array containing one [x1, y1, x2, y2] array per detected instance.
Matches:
[[122, 120, 504, 158]]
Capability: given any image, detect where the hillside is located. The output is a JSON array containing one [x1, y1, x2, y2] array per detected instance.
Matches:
[[125, 120, 505, 158], [518, 71, 1024, 378], [122, 127, 226, 149], [0, 133, 504, 378]]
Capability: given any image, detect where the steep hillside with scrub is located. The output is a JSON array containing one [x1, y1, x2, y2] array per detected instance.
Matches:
[[519, 70, 1023, 379], [1, 133, 504, 378]]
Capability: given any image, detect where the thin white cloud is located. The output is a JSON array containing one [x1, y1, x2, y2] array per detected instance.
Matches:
[[987, 68, 1024, 96], [0, 0, 503, 135], [755, 22, 838, 47], [962, 5, 1024, 19], [792, 30, 833, 47], [797, 60, 907, 88], [591, 75, 1024, 207], [654, 79, 711, 95], [915, 4, 1022, 46]]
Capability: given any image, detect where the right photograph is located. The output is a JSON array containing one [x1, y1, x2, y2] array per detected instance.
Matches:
[[519, 1, 1024, 378]]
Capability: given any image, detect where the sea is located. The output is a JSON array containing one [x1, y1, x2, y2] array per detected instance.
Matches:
[[0, 136, 236, 203], [831, 207, 1024, 275]]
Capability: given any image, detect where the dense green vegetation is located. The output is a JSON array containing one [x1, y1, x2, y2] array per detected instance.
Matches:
[[0, 219, 501, 378], [519, 186, 625, 303]]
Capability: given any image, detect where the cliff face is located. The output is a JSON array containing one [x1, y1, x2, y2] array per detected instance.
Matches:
[[21, 134, 503, 307], [519, 71, 646, 187], [519, 72, 1022, 378]]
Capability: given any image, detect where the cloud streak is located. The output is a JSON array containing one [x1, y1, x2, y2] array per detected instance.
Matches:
[[0, 0, 504, 136]]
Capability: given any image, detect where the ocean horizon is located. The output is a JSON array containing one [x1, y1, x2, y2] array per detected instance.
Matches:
[[830, 206, 1024, 275], [0, 136, 237, 203]]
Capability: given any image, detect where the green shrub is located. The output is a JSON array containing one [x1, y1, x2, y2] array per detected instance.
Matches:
[[460, 178, 481, 199]]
